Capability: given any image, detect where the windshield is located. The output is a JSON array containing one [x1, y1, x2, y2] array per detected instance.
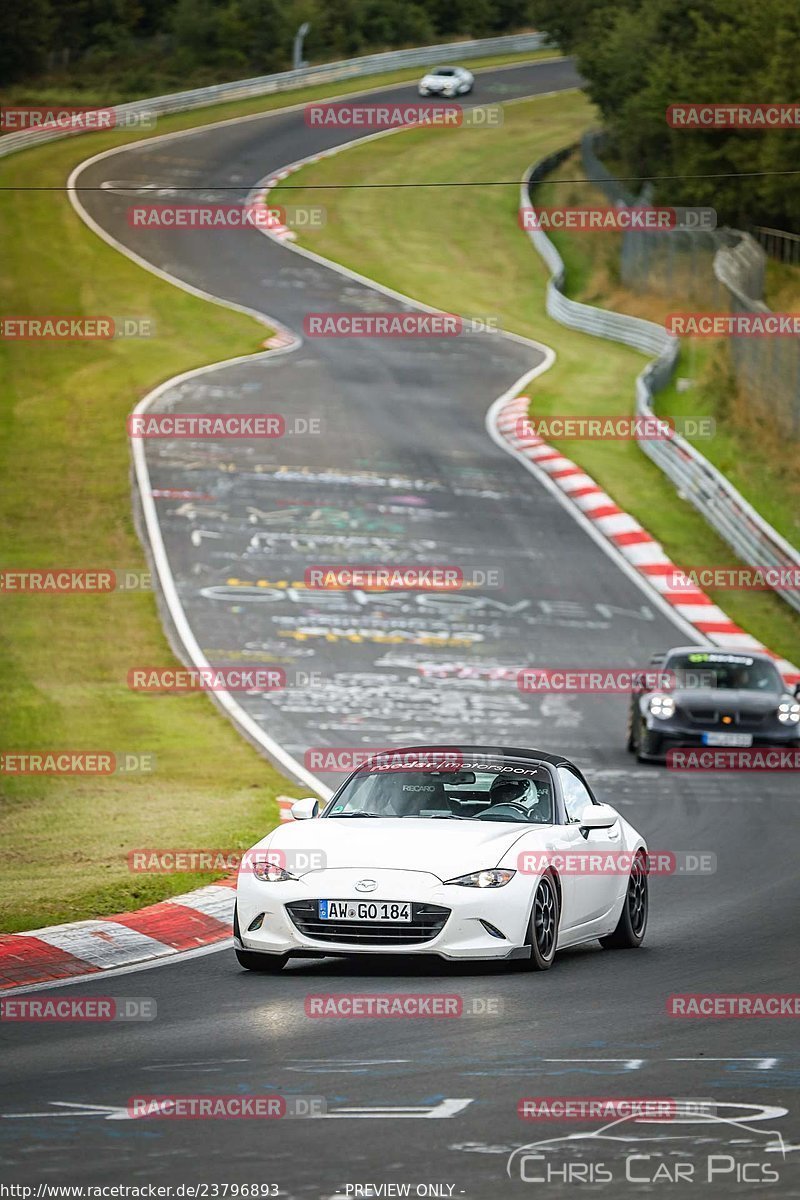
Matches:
[[665, 652, 784, 692], [324, 760, 554, 824], [431, 67, 456, 75]]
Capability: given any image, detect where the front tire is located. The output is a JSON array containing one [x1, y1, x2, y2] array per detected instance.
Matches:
[[635, 719, 662, 763], [233, 903, 286, 972], [601, 852, 648, 949], [235, 948, 286, 972], [625, 705, 636, 752], [518, 872, 559, 971]]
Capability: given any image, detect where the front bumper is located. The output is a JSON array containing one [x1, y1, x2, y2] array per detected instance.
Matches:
[[641, 719, 799, 759], [236, 866, 534, 961]]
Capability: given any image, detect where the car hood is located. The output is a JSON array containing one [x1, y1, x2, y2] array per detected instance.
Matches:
[[251, 817, 554, 880], [667, 687, 781, 712]]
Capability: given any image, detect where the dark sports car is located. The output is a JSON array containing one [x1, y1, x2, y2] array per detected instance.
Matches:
[[627, 646, 800, 762]]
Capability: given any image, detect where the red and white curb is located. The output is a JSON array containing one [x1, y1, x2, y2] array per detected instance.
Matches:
[[0, 797, 299, 991], [494, 394, 800, 685], [278, 794, 296, 822], [251, 154, 331, 244], [0, 882, 235, 991]]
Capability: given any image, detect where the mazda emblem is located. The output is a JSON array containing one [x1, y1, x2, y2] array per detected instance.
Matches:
[[355, 879, 378, 893]]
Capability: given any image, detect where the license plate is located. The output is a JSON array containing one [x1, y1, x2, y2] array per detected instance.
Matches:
[[701, 732, 753, 747], [318, 900, 411, 922]]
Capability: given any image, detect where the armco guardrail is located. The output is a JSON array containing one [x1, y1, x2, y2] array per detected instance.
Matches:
[[522, 152, 800, 615], [0, 32, 550, 160], [582, 131, 798, 438]]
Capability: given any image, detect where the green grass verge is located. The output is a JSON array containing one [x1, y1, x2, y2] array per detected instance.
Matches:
[[763, 255, 800, 309], [0, 137, 305, 934], [4, 56, 576, 933], [279, 92, 800, 665]]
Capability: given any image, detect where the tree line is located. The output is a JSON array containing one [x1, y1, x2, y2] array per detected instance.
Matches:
[[2, 0, 534, 92], [530, 0, 800, 231]]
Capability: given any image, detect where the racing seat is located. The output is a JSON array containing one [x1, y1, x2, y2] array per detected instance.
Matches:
[[389, 774, 451, 817]]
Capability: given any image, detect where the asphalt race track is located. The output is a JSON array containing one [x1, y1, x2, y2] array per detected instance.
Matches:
[[2, 59, 799, 1196]]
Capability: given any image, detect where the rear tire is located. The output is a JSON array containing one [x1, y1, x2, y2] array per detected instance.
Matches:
[[601, 852, 648, 949], [518, 872, 559, 971]]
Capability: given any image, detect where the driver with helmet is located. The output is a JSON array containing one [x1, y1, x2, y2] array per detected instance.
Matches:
[[487, 774, 552, 823]]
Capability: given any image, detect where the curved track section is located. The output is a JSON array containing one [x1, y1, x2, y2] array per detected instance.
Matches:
[[2, 61, 798, 1196]]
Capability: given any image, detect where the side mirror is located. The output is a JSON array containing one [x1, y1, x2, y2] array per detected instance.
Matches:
[[291, 797, 319, 821], [580, 803, 618, 830], [793, 682, 800, 699]]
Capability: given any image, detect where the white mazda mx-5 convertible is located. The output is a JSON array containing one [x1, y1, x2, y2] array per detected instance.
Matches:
[[234, 745, 649, 972]]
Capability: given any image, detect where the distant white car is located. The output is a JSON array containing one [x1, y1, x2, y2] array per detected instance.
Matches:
[[234, 746, 649, 973], [418, 65, 474, 97]]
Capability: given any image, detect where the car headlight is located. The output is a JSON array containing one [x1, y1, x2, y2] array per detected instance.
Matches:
[[648, 693, 676, 720], [778, 696, 800, 724], [252, 861, 297, 883], [445, 869, 516, 888]]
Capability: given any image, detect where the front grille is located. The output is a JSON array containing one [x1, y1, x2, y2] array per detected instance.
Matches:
[[684, 707, 766, 728], [685, 707, 718, 723], [735, 711, 767, 730], [285, 900, 450, 945]]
